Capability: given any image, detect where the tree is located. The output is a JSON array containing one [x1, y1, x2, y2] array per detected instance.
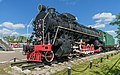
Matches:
[[110, 13, 120, 44], [3, 36, 27, 43]]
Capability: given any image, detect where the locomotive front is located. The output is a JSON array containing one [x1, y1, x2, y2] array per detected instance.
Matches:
[[23, 5, 55, 62]]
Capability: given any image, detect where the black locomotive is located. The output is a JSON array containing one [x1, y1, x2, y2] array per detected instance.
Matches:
[[23, 5, 104, 62]]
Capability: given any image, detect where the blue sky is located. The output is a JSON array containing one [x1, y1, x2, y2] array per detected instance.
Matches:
[[0, 0, 120, 42]]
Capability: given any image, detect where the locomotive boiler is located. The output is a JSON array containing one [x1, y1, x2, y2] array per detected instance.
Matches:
[[23, 5, 110, 63]]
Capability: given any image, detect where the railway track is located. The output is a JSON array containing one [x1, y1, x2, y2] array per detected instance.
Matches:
[[10, 50, 120, 71], [11, 61, 44, 70]]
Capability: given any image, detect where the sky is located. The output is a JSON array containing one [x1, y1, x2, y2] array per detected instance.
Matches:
[[0, 0, 120, 43]]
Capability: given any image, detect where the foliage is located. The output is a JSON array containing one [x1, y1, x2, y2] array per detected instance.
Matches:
[[110, 13, 120, 44], [3, 36, 27, 43]]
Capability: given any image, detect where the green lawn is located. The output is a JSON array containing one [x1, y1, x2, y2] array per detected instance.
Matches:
[[0, 63, 11, 75], [52, 52, 120, 75]]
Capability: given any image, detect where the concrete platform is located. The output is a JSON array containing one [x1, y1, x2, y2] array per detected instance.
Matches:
[[0, 49, 26, 62]]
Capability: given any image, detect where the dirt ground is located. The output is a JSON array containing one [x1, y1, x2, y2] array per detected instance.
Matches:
[[0, 49, 26, 62]]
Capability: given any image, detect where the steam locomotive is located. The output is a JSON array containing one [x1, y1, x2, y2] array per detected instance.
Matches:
[[23, 5, 115, 62]]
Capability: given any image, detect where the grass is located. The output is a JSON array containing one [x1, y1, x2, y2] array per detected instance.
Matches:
[[51, 52, 120, 75], [0, 63, 12, 75], [0, 50, 4, 52]]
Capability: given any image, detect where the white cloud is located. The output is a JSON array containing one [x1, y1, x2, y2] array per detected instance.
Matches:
[[93, 12, 116, 24], [22, 34, 31, 37], [10, 32, 19, 36], [88, 23, 105, 28], [93, 12, 116, 20], [0, 28, 12, 35], [0, 28, 19, 36], [0, 22, 25, 29], [88, 12, 116, 29], [106, 30, 116, 35]]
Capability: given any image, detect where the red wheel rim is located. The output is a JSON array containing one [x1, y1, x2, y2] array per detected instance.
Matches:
[[45, 51, 54, 62]]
